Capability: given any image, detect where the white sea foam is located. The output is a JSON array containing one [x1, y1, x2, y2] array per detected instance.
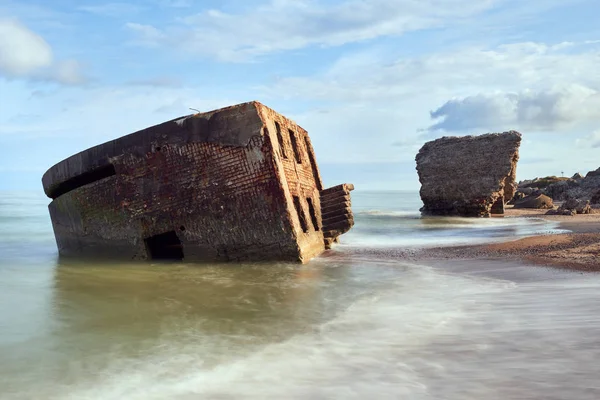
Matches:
[[355, 209, 421, 217], [343, 214, 571, 249]]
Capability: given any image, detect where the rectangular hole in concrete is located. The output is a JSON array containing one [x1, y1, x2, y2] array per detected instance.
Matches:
[[304, 136, 322, 190], [289, 129, 302, 164], [293, 196, 309, 233], [307, 197, 320, 231], [49, 164, 116, 199], [275, 121, 288, 159], [144, 231, 184, 260]]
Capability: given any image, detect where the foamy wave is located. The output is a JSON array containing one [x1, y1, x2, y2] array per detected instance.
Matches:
[[341, 216, 566, 249], [356, 210, 421, 218]]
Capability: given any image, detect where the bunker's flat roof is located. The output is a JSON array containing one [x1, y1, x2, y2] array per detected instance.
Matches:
[[42, 101, 291, 198]]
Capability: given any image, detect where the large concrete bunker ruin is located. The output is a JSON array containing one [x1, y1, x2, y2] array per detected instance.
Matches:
[[415, 131, 521, 217], [42, 101, 354, 263]]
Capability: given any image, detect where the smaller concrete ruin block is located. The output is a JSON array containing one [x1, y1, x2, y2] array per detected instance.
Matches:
[[320, 183, 355, 249], [41, 101, 355, 263], [415, 131, 521, 217], [513, 194, 554, 209]]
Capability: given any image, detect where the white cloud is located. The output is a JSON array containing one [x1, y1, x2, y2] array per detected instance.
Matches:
[[0, 18, 86, 84], [253, 39, 600, 165], [264, 41, 600, 140], [125, 0, 501, 61], [0, 18, 53, 76], [125, 22, 166, 47], [125, 76, 182, 87], [78, 3, 144, 17], [156, 0, 192, 7], [277, 104, 429, 164], [0, 1, 70, 30], [51, 60, 87, 85], [268, 41, 600, 103]]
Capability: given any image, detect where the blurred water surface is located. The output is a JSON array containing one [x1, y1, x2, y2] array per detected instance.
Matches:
[[0, 190, 598, 399]]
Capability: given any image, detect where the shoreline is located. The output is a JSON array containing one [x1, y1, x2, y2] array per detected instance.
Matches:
[[333, 207, 600, 273], [428, 208, 600, 272]]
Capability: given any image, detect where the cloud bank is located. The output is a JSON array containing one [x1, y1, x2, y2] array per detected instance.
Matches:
[[125, 0, 500, 61], [428, 85, 600, 132]]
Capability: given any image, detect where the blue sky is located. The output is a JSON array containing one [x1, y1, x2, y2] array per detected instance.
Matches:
[[1, 0, 600, 191]]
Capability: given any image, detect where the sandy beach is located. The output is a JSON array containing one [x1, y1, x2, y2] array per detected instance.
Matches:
[[341, 206, 600, 273], [425, 207, 600, 272]]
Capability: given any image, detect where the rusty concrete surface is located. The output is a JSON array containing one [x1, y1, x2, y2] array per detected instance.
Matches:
[[42, 101, 354, 263]]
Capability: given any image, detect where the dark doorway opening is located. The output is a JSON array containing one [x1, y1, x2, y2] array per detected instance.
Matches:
[[490, 196, 505, 215], [144, 231, 184, 260]]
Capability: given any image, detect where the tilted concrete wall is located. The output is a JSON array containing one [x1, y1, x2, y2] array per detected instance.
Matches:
[[259, 105, 326, 262]]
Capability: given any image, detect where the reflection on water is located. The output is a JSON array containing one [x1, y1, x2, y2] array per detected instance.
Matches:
[[1, 191, 599, 399], [2, 257, 600, 399], [0, 257, 404, 398], [49, 259, 347, 353]]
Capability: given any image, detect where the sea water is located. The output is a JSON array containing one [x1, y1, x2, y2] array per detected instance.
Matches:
[[0, 191, 599, 399]]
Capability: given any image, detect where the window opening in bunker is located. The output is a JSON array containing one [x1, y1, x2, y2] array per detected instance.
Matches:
[[49, 164, 116, 199], [289, 129, 302, 164], [306, 197, 320, 231], [304, 136, 322, 190], [293, 196, 309, 233], [144, 231, 184, 260], [275, 122, 288, 159]]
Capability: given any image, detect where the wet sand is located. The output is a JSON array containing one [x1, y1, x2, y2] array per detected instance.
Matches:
[[504, 206, 600, 233], [427, 208, 600, 272], [337, 207, 600, 272]]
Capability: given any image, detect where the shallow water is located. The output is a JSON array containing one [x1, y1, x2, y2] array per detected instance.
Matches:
[[1, 191, 599, 399], [346, 191, 569, 248]]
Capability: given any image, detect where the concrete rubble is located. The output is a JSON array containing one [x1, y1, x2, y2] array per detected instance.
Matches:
[[513, 194, 554, 209], [525, 168, 600, 204], [415, 131, 521, 217], [516, 168, 600, 216]]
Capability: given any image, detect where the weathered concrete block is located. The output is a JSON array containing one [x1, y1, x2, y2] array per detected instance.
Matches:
[[42, 101, 354, 263], [415, 131, 521, 217], [513, 194, 554, 209], [559, 198, 592, 214]]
